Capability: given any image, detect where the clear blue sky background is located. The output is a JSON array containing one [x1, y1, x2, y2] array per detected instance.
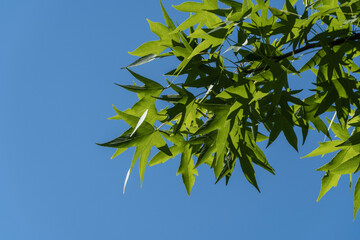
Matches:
[[1, 0, 359, 239]]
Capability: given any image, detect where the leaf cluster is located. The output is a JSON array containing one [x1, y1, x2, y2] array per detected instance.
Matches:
[[99, 0, 360, 219]]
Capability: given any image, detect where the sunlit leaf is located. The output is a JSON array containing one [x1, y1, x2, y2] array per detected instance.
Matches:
[[354, 177, 360, 220], [331, 154, 360, 174], [302, 140, 342, 158], [317, 173, 341, 201], [160, 0, 176, 30], [317, 147, 360, 172], [177, 144, 198, 195]]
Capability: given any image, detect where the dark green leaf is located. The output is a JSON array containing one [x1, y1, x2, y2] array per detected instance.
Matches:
[[337, 132, 360, 147]]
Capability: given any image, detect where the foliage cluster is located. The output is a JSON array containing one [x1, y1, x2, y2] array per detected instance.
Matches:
[[98, 0, 360, 219]]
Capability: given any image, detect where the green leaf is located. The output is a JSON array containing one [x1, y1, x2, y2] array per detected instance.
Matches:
[[152, 131, 173, 156], [147, 19, 175, 41], [300, 49, 326, 72], [172, 13, 206, 33], [331, 154, 360, 174], [326, 117, 349, 141], [186, 35, 224, 60], [127, 69, 164, 90], [195, 141, 217, 167], [255, 132, 268, 142], [247, 140, 275, 174], [111, 148, 127, 160], [314, 90, 337, 118], [110, 105, 154, 132], [133, 134, 154, 186], [172, 11, 221, 33], [160, 0, 176, 30], [337, 132, 360, 147], [215, 150, 235, 184], [317, 147, 360, 172], [116, 131, 160, 190], [302, 140, 342, 158], [177, 144, 198, 195], [267, 118, 282, 147], [195, 105, 230, 135], [280, 115, 298, 151], [97, 131, 151, 149], [354, 177, 360, 220], [317, 173, 341, 201], [149, 145, 183, 166], [129, 40, 168, 57], [213, 120, 231, 177], [239, 154, 260, 192], [229, 135, 260, 191], [311, 117, 331, 139], [173, 0, 218, 13], [122, 54, 157, 69], [219, 0, 243, 9]]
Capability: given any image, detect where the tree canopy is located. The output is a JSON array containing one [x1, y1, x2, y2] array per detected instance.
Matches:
[[98, 0, 360, 220]]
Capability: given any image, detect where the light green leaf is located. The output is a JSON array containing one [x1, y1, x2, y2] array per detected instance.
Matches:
[[219, 0, 243, 10], [326, 117, 349, 141], [317, 173, 341, 201], [255, 132, 268, 142], [172, 11, 221, 33], [177, 144, 198, 195], [111, 148, 127, 159], [195, 115, 217, 135], [129, 40, 168, 57], [152, 131, 172, 156], [149, 145, 183, 166], [302, 140, 342, 158], [173, 1, 206, 12], [173, 0, 218, 13], [111, 105, 153, 132], [317, 147, 360, 172], [160, 0, 176, 30], [331, 154, 360, 174], [147, 20, 171, 40], [173, 13, 205, 33], [213, 120, 231, 177], [354, 176, 360, 220], [300, 49, 326, 72], [131, 132, 157, 186]]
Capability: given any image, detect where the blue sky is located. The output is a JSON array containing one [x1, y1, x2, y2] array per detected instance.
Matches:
[[1, 0, 359, 239]]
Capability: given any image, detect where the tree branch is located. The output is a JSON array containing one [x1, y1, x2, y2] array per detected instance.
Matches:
[[242, 33, 360, 75]]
